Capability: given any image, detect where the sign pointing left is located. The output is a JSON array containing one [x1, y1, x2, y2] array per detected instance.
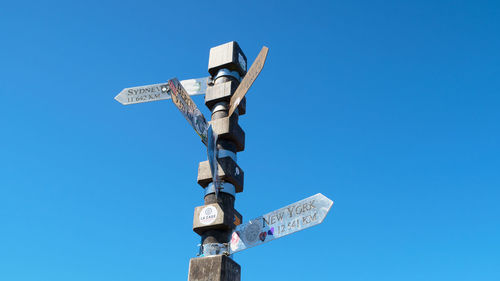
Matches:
[[114, 77, 208, 105]]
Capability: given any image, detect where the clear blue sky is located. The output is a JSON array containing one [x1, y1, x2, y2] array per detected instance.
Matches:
[[1, 1, 499, 280]]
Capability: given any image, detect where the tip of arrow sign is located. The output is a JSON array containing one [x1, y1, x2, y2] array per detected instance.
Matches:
[[114, 91, 127, 105]]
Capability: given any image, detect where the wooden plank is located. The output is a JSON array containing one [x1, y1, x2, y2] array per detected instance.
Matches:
[[228, 46, 269, 117]]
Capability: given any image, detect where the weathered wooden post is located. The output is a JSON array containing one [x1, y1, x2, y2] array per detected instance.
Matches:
[[188, 41, 247, 281]]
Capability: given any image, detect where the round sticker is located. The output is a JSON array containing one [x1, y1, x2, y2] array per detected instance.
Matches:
[[243, 220, 262, 244], [199, 206, 218, 225]]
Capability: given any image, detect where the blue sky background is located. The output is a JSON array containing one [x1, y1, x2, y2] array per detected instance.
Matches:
[[1, 0, 499, 280]]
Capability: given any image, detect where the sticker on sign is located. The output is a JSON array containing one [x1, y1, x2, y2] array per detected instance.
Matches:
[[199, 205, 218, 225], [229, 193, 333, 254]]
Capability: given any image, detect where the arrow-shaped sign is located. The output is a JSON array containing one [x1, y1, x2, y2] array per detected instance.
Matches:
[[166, 78, 209, 144], [229, 193, 333, 254], [207, 124, 221, 197], [228, 46, 269, 117], [114, 77, 208, 105]]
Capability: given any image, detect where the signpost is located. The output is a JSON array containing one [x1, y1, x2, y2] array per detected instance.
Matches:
[[229, 193, 333, 254], [114, 41, 334, 281]]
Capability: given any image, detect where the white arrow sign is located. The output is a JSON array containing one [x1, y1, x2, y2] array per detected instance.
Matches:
[[229, 193, 334, 254], [114, 77, 208, 105]]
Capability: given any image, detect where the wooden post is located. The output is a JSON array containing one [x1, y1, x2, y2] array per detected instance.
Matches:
[[188, 41, 247, 281]]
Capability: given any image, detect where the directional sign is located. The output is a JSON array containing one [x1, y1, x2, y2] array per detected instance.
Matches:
[[228, 46, 269, 117], [229, 193, 333, 254], [166, 78, 209, 144], [114, 77, 208, 105], [207, 125, 221, 197]]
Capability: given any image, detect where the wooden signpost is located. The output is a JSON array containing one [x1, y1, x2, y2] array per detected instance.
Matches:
[[114, 42, 334, 281]]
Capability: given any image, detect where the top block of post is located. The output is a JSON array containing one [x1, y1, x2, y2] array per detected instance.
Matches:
[[208, 41, 247, 77]]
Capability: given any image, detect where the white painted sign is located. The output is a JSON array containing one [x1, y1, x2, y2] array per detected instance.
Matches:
[[229, 193, 334, 254], [114, 77, 208, 105]]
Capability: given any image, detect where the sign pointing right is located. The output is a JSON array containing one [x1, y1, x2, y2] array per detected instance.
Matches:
[[229, 193, 334, 254], [228, 46, 269, 117]]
